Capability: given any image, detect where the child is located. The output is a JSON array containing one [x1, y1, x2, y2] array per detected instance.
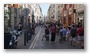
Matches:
[[42, 26, 50, 41]]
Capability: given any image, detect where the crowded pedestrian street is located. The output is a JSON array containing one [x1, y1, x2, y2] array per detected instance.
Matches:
[[14, 25, 83, 49], [4, 4, 84, 49]]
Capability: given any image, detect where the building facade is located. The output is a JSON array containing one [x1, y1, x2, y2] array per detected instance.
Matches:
[[4, 4, 9, 32], [28, 4, 42, 24], [61, 4, 75, 27], [47, 4, 84, 27], [47, 4, 55, 23], [75, 4, 84, 25], [47, 4, 63, 23], [55, 4, 63, 23], [61, 4, 84, 27]]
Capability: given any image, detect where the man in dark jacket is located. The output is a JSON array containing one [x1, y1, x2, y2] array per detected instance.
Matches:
[[18, 23, 22, 35], [45, 26, 50, 41], [77, 25, 84, 48], [70, 25, 77, 47]]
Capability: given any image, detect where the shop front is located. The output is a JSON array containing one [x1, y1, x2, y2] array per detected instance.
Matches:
[[76, 6, 84, 26], [77, 12, 84, 26]]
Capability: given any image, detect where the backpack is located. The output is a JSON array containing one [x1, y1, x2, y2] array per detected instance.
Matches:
[[71, 28, 76, 37], [60, 29, 62, 35], [79, 29, 84, 36], [45, 28, 49, 35]]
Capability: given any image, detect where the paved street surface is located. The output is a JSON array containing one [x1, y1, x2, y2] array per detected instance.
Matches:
[[16, 26, 41, 49], [29, 27, 82, 49], [4, 4, 84, 49], [16, 26, 82, 49]]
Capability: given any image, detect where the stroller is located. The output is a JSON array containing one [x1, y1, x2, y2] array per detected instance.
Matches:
[[42, 26, 49, 41]]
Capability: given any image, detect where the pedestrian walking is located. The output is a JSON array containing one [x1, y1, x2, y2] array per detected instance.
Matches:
[[32, 25, 35, 35], [56, 24, 60, 36], [45, 26, 50, 41], [61, 27, 67, 41], [50, 24, 56, 43], [77, 25, 84, 48], [70, 25, 77, 47], [17, 23, 22, 35]]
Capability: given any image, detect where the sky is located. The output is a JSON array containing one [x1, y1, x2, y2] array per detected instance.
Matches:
[[40, 4, 50, 16]]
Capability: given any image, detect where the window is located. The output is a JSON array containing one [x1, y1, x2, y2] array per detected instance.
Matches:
[[64, 4, 68, 10], [79, 4, 81, 6], [69, 4, 72, 8], [75, 5, 77, 9], [61, 4, 63, 7], [58, 11, 59, 13], [58, 6, 60, 8], [5, 10, 7, 14], [64, 10, 67, 14], [53, 5, 55, 8], [64, 4, 66, 10], [53, 10, 55, 13], [66, 4, 68, 9]]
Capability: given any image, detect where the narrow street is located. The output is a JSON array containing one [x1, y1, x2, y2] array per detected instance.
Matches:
[[15, 26, 82, 49], [28, 27, 81, 49], [4, 4, 84, 49]]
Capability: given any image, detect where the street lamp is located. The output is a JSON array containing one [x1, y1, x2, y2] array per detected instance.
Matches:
[[21, 8, 30, 45]]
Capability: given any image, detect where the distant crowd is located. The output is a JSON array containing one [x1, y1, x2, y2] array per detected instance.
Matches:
[[43, 22, 84, 48]]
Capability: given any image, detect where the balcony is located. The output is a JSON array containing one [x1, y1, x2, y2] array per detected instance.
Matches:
[[51, 15, 54, 19]]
